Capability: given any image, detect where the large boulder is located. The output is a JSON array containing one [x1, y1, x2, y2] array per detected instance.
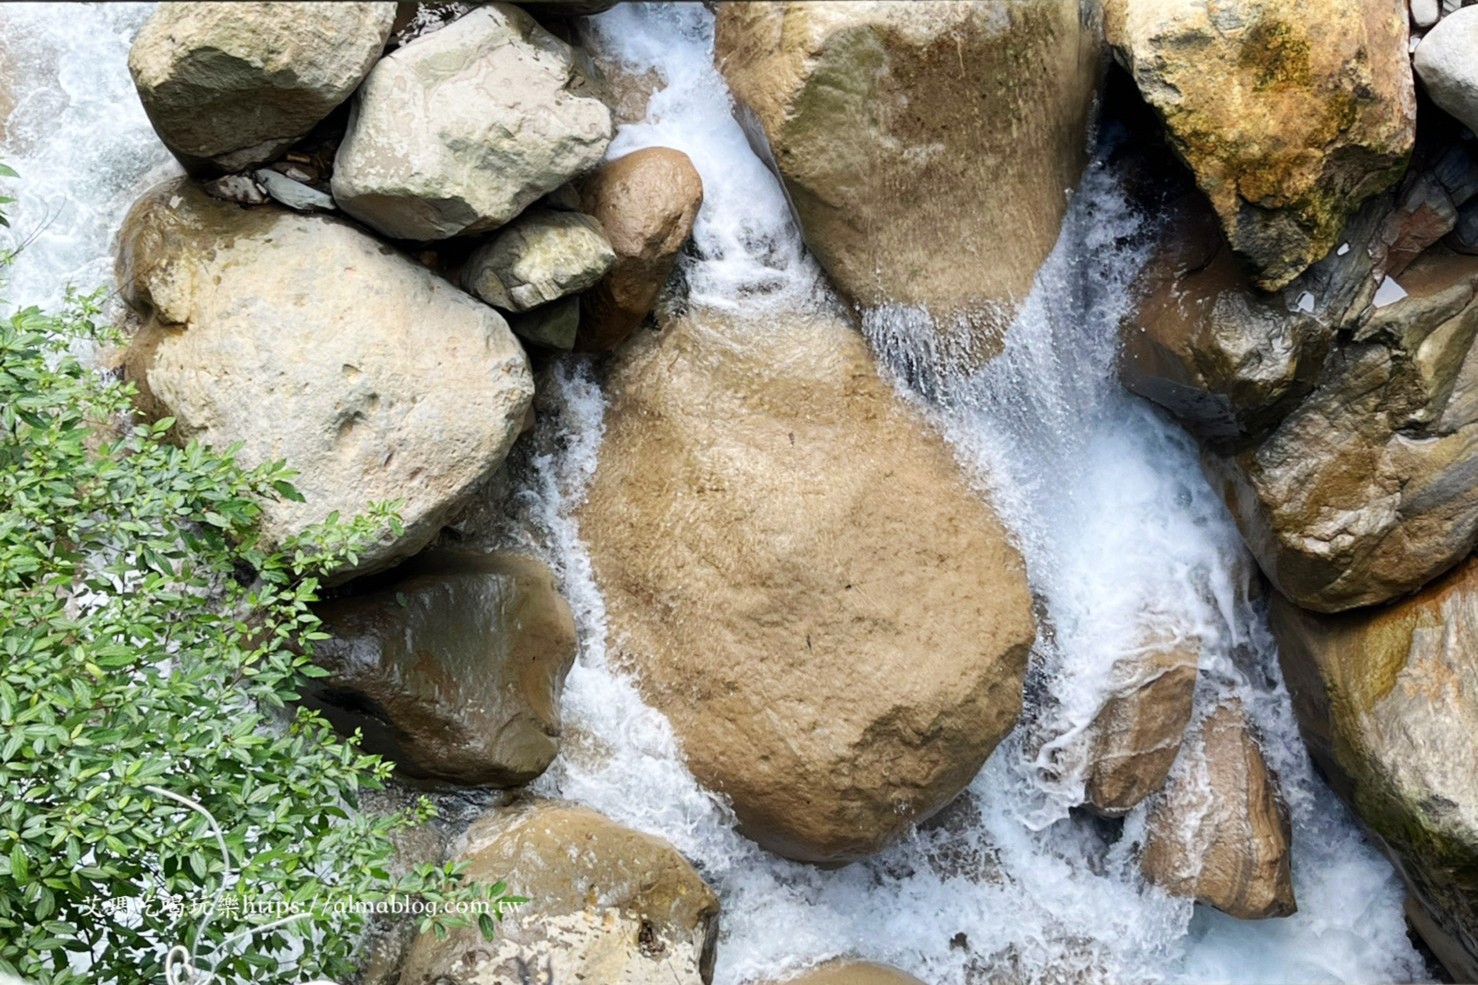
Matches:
[[128, 2, 396, 174], [760, 962, 929, 985], [577, 147, 703, 351], [400, 800, 720, 985], [1206, 250, 1478, 611], [308, 551, 577, 786], [332, 3, 613, 241], [117, 179, 534, 580], [1082, 634, 1198, 817], [1415, 8, 1478, 139], [713, 1, 1100, 357], [1270, 560, 1478, 982], [1105, 0, 1416, 290], [463, 209, 614, 312], [1140, 702, 1296, 920], [578, 306, 1036, 864]]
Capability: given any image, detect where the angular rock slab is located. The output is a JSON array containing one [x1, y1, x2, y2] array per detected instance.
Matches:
[[333, 2, 613, 241], [308, 551, 577, 786], [715, 1, 1100, 357], [1106, 0, 1415, 289], [463, 208, 614, 312], [401, 800, 720, 985], [117, 179, 534, 580], [128, 2, 396, 173], [1140, 701, 1296, 919], [1271, 561, 1478, 982], [579, 306, 1035, 864]]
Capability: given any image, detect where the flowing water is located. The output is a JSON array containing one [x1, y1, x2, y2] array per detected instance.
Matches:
[[0, 3, 1435, 984]]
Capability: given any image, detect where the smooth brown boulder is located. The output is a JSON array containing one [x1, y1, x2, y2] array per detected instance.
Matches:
[[1270, 561, 1478, 982], [760, 961, 929, 985], [1207, 250, 1478, 611], [576, 147, 702, 351], [1140, 702, 1296, 920], [714, 1, 1099, 359], [1105, 0, 1415, 290], [400, 800, 720, 985], [579, 305, 1035, 864], [307, 551, 577, 787], [117, 179, 534, 580], [1083, 636, 1198, 817]]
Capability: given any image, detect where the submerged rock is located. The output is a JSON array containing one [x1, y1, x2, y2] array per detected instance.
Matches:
[[760, 962, 929, 985], [1271, 561, 1478, 982], [577, 147, 703, 351], [579, 306, 1035, 864], [128, 2, 395, 174], [116, 179, 533, 580], [714, 1, 1100, 362], [463, 209, 614, 312], [400, 800, 719, 985], [308, 551, 577, 787], [333, 2, 613, 241], [1106, 0, 1416, 289], [1140, 701, 1296, 920]]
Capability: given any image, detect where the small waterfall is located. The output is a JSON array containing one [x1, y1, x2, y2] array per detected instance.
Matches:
[[0, 3, 1432, 984]]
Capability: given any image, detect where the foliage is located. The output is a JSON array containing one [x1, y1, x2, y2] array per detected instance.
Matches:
[[0, 175, 516, 983]]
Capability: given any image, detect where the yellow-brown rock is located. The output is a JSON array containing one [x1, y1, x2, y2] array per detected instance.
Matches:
[[714, 1, 1100, 359], [579, 305, 1035, 865], [760, 960, 929, 985], [1105, 0, 1416, 290], [1270, 561, 1478, 982], [1140, 701, 1296, 920]]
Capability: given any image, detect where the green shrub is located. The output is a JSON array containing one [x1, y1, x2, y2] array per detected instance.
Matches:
[[0, 177, 512, 984]]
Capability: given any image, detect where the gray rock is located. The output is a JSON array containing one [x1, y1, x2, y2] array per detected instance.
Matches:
[[202, 174, 268, 206], [116, 179, 534, 581], [1413, 0, 1441, 28], [463, 209, 614, 311], [332, 3, 613, 241], [508, 296, 580, 350], [129, 2, 396, 174], [1416, 9, 1478, 137], [253, 169, 335, 213]]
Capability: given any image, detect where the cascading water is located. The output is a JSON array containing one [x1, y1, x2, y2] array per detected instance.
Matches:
[[0, 2, 1435, 983]]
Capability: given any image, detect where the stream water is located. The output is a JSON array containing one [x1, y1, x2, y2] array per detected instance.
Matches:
[[0, 3, 1434, 984]]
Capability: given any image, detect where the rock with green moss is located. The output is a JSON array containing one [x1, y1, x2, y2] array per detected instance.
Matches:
[[1270, 562, 1478, 981], [1105, 0, 1415, 290], [714, 1, 1100, 365]]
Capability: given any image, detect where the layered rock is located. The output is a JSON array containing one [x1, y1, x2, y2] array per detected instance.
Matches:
[[714, 1, 1100, 356], [308, 551, 577, 786], [579, 306, 1035, 864], [1415, 8, 1478, 138], [1207, 251, 1478, 611], [1140, 702, 1296, 919], [761, 961, 929, 985], [117, 179, 533, 579], [400, 800, 720, 985], [1083, 635, 1198, 817], [333, 2, 613, 241], [1105, 0, 1415, 290], [128, 2, 395, 174], [1270, 561, 1478, 982], [577, 147, 703, 351], [463, 209, 614, 311]]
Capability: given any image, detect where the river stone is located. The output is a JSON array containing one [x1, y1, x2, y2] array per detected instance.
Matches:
[[1083, 635, 1198, 817], [463, 209, 614, 312], [1206, 250, 1478, 611], [332, 3, 613, 241], [715, 1, 1099, 360], [579, 306, 1036, 865], [116, 179, 534, 580], [1270, 562, 1478, 982], [1105, 0, 1416, 290], [760, 962, 929, 985], [1416, 9, 1478, 139], [577, 147, 703, 351], [1140, 701, 1297, 920], [128, 2, 395, 174], [508, 296, 580, 350], [307, 551, 576, 787], [400, 800, 720, 985]]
